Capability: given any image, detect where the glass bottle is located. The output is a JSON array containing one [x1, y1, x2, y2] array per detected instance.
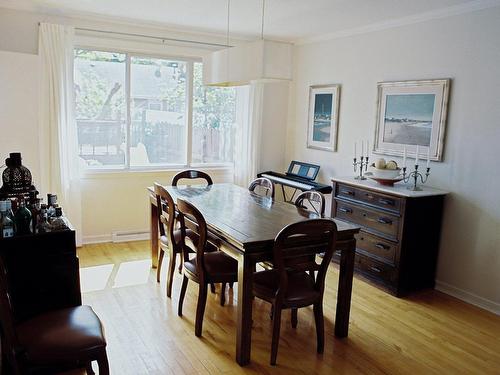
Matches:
[[14, 199, 32, 235], [0, 201, 15, 238], [50, 207, 68, 231], [36, 209, 52, 233], [47, 194, 57, 218]]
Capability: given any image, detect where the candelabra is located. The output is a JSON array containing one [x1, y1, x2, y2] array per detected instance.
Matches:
[[402, 165, 430, 191], [353, 156, 369, 180]]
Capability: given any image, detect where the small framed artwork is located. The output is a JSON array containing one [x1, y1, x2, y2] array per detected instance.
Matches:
[[373, 79, 450, 161], [307, 84, 341, 152]]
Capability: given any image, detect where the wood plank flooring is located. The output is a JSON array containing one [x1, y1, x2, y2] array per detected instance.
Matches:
[[78, 241, 500, 375]]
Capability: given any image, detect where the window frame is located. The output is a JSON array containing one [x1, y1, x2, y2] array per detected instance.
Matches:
[[74, 45, 235, 173]]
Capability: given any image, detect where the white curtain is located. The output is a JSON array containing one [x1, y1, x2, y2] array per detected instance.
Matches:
[[39, 23, 83, 246], [233, 81, 265, 187]]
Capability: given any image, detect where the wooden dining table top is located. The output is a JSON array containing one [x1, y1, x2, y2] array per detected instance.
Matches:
[[148, 183, 359, 253]]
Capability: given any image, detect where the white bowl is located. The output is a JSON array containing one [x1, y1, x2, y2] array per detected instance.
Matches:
[[370, 167, 402, 179]]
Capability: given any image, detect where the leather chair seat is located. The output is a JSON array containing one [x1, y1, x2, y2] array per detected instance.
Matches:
[[16, 305, 106, 364], [184, 251, 238, 280], [253, 269, 320, 305], [160, 229, 218, 252]]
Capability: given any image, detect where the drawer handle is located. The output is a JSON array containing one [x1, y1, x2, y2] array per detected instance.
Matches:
[[334, 250, 341, 256], [370, 266, 382, 273], [339, 207, 352, 214], [375, 243, 390, 250], [365, 193, 374, 199], [340, 189, 354, 196], [379, 198, 395, 206], [377, 217, 392, 225]]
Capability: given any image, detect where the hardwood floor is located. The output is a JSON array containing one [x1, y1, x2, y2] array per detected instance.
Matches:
[[78, 241, 500, 375]]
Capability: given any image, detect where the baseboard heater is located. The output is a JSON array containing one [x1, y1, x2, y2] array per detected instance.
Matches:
[[111, 230, 150, 243]]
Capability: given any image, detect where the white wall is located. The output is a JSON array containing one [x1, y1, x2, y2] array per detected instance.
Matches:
[[0, 50, 40, 184], [287, 8, 500, 311], [0, 7, 290, 242]]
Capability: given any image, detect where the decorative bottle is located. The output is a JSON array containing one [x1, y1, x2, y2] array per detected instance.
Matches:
[[14, 198, 32, 235], [0, 201, 15, 238]]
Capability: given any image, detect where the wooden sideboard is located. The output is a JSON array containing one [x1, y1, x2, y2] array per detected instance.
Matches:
[[331, 177, 447, 296]]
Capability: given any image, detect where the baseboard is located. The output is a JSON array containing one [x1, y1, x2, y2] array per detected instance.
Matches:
[[435, 280, 500, 316], [82, 230, 150, 245]]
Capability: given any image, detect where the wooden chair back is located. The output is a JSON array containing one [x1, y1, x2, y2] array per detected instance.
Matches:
[[172, 170, 213, 187], [154, 182, 176, 246], [248, 177, 275, 199], [294, 191, 326, 217], [272, 219, 337, 298], [177, 198, 208, 281]]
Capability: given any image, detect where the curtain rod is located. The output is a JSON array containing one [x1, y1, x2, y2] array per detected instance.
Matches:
[[38, 23, 233, 48]]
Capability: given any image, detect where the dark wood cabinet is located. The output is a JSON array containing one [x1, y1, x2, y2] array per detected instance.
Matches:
[[0, 229, 81, 322], [331, 177, 447, 296]]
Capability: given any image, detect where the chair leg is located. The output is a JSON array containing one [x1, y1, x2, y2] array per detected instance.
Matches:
[[156, 249, 165, 283], [195, 283, 208, 337], [166, 250, 177, 298], [220, 282, 226, 306], [178, 275, 189, 316], [270, 303, 282, 366], [96, 350, 110, 375], [291, 308, 298, 328], [85, 362, 95, 375], [178, 254, 183, 274], [313, 302, 325, 354], [269, 305, 274, 320]]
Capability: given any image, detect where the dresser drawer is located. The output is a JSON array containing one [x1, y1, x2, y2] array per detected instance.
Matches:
[[337, 183, 402, 213], [356, 253, 397, 285], [335, 201, 400, 240], [355, 231, 397, 265]]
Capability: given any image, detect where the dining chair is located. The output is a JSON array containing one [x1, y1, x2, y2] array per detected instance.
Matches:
[[252, 218, 338, 365], [154, 183, 218, 297], [172, 169, 213, 187], [176, 198, 238, 337], [248, 177, 275, 199], [294, 191, 326, 217], [0, 257, 109, 375]]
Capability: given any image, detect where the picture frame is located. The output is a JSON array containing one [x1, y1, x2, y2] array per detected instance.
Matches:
[[373, 79, 450, 161], [307, 84, 341, 152]]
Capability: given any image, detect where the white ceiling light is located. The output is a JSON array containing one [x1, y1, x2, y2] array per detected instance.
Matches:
[[202, 0, 292, 87]]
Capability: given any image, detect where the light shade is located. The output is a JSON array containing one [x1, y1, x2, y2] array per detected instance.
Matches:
[[202, 39, 293, 87]]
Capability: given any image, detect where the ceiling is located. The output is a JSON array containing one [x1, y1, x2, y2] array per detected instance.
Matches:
[[0, 0, 490, 42]]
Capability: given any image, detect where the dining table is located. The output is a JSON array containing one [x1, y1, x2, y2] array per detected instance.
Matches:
[[147, 183, 360, 366]]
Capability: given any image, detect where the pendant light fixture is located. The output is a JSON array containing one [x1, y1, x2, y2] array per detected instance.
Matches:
[[203, 0, 292, 87]]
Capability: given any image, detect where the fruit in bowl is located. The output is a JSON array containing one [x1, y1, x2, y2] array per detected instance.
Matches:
[[370, 158, 401, 179]]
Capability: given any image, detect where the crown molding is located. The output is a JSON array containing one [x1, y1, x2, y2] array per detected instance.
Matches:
[[296, 0, 500, 45]]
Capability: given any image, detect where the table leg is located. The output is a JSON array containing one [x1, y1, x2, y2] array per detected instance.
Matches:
[[236, 254, 254, 365], [334, 237, 356, 337], [150, 201, 158, 269]]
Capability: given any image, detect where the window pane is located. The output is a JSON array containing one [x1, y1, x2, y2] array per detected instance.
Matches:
[[74, 50, 126, 168], [192, 62, 236, 164], [130, 57, 187, 167]]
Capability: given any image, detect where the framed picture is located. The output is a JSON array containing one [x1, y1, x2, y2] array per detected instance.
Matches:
[[373, 79, 450, 161], [307, 84, 341, 152]]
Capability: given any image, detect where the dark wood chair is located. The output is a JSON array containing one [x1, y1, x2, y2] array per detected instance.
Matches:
[[252, 218, 338, 365], [0, 257, 109, 375], [248, 177, 275, 199], [294, 191, 326, 217], [176, 198, 238, 337], [172, 170, 213, 187]]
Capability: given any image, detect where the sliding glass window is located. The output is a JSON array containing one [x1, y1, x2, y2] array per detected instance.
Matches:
[[74, 49, 237, 170]]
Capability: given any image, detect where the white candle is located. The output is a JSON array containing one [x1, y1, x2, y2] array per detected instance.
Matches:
[[366, 140, 370, 156], [426, 148, 431, 168], [354, 142, 357, 159], [415, 145, 419, 166], [403, 147, 407, 167], [361, 141, 364, 157]]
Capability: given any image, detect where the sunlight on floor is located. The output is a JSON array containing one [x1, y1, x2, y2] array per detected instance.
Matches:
[[112, 259, 152, 288], [80, 264, 114, 292], [80, 259, 152, 292]]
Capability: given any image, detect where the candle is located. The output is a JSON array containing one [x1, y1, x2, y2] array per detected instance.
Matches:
[[354, 142, 357, 159], [426, 148, 431, 168], [361, 141, 364, 157], [366, 140, 370, 156], [415, 145, 419, 166], [403, 147, 407, 167]]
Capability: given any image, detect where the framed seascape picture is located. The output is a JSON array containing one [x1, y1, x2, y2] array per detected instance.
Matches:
[[307, 84, 340, 152], [373, 79, 450, 161]]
